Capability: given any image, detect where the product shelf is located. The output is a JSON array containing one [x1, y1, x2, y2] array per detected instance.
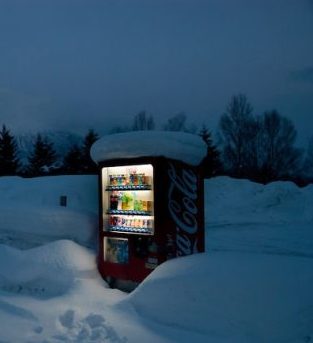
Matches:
[[105, 185, 152, 191], [107, 209, 153, 216], [107, 226, 152, 235]]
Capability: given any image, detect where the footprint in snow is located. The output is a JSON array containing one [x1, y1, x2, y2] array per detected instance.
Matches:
[[56, 310, 127, 342], [59, 309, 75, 329]]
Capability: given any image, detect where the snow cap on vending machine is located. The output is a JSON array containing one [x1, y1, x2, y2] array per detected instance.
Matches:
[[91, 131, 207, 288]]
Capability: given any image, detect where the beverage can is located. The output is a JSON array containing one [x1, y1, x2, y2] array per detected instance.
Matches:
[[112, 216, 118, 226], [143, 175, 151, 185], [138, 174, 144, 185], [142, 201, 147, 211], [117, 192, 122, 210], [112, 176, 118, 186], [109, 175, 114, 186], [110, 194, 117, 210], [109, 216, 113, 226], [134, 200, 139, 211], [147, 201, 152, 212], [116, 175, 122, 186]]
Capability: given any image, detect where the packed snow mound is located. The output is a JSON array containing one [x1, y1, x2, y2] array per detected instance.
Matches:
[[205, 176, 313, 257], [128, 252, 313, 342], [90, 131, 207, 166], [0, 175, 98, 213], [0, 175, 98, 249], [205, 176, 313, 225], [0, 240, 101, 297], [0, 206, 98, 249]]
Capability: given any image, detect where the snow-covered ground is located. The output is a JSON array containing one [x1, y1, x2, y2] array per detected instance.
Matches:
[[0, 175, 312, 342], [0, 176, 98, 249], [205, 177, 313, 258]]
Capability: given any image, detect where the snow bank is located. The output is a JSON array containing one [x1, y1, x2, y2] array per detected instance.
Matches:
[[90, 131, 207, 166], [128, 251, 313, 342], [0, 175, 98, 213], [205, 176, 313, 225], [0, 240, 100, 297], [0, 175, 98, 249], [205, 176, 313, 257]]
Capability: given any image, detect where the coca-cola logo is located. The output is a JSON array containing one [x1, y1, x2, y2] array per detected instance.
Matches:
[[167, 162, 199, 256]]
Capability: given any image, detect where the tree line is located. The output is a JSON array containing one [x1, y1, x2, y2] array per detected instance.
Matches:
[[217, 94, 313, 185], [0, 128, 99, 177], [0, 94, 312, 184], [218, 94, 303, 183], [111, 99, 312, 185]]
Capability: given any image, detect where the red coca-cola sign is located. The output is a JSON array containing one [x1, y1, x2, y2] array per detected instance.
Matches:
[[167, 161, 203, 257]]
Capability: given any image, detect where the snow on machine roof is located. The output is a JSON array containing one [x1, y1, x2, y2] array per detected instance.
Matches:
[[90, 131, 207, 166]]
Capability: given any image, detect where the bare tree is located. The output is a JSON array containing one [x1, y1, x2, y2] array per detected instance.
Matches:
[[218, 94, 257, 176], [110, 111, 155, 133], [258, 110, 302, 182], [132, 111, 155, 131], [163, 112, 197, 133]]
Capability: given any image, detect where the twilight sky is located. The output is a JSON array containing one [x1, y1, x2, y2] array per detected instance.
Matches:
[[0, 0, 312, 144]]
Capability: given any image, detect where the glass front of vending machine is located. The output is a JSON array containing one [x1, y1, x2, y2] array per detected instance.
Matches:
[[100, 163, 155, 284]]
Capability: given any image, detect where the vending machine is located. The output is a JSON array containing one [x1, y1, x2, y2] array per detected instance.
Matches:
[[96, 155, 205, 286]]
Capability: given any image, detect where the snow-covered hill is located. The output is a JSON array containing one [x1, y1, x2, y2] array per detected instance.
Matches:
[[0, 175, 312, 342]]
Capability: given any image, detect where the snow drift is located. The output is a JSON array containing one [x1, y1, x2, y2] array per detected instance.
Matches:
[[128, 251, 313, 342], [0, 240, 99, 297], [205, 177, 313, 258]]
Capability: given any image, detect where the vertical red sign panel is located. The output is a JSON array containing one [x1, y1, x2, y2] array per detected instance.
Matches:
[[166, 160, 204, 257]]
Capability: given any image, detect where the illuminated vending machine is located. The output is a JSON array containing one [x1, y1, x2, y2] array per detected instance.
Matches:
[[91, 132, 206, 288], [96, 156, 204, 287]]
